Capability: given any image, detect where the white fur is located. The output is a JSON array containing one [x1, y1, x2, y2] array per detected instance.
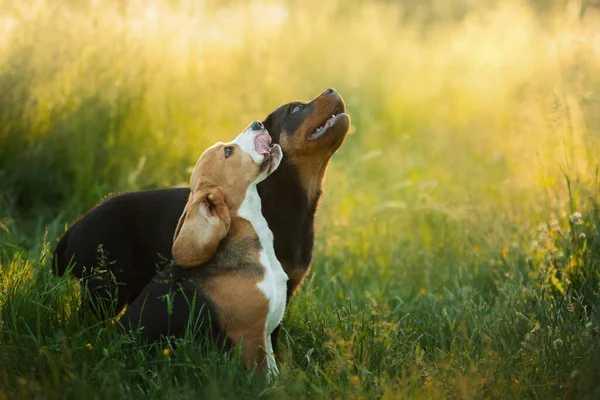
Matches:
[[235, 124, 287, 377], [237, 183, 288, 377], [233, 123, 268, 164]]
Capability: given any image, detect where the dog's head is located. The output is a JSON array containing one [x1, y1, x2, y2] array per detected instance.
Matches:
[[172, 121, 282, 267], [262, 88, 350, 202]]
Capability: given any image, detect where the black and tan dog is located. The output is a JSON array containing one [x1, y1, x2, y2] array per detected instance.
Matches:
[[121, 120, 286, 376], [53, 88, 351, 345]]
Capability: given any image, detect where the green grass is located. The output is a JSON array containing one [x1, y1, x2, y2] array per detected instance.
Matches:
[[1, 0, 600, 398]]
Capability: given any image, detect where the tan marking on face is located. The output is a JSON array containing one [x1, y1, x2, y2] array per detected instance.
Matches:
[[190, 141, 264, 214], [172, 133, 267, 267], [279, 93, 350, 203], [279, 134, 330, 203]]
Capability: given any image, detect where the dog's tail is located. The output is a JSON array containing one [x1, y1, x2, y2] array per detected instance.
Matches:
[[53, 229, 70, 276]]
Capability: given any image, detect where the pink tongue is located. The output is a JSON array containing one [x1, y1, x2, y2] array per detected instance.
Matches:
[[254, 133, 272, 155]]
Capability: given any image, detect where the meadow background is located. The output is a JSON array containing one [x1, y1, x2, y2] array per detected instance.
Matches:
[[1, 0, 600, 398]]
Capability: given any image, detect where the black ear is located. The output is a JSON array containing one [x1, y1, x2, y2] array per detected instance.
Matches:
[[263, 102, 290, 144], [261, 112, 274, 134]]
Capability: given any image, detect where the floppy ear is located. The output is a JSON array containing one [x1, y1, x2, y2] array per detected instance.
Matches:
[[172, 186, 231, 268]]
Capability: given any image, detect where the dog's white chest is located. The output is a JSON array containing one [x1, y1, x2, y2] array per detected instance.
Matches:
[[256, 249, 288, 335], [238, 185, 288, 336]]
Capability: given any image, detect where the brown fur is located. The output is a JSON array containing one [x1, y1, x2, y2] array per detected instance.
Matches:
[[277, 93, 350, 295], [172, 187, 231, 267], [202, 274, 269, 371], [286, 266, 310, 298], [172, 142, 264, 268], [171, 135, 278, 372], [280, 94, 348, 206]]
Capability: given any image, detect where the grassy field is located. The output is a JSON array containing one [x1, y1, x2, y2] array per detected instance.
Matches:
[[1, 0, 600, 398]]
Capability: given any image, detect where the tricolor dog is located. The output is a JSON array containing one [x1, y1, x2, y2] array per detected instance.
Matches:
[[53, 88, 351, 352], [120, 121, 287, 375]]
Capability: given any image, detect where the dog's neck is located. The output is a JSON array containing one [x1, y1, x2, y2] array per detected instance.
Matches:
[[237, 183, 277, 266], [196, 183, 276, 274], [258, 164, 320, 272]]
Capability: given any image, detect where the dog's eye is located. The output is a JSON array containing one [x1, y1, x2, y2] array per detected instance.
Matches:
[[291, 105, 302, 114], [224, 147, 233, 158]]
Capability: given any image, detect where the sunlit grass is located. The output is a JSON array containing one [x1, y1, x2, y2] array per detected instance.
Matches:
[[0, 0, 599, 398]]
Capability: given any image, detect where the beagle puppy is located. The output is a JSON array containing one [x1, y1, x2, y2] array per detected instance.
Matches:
[[120, 120, 287, 376], [54, 88, 351, 354]]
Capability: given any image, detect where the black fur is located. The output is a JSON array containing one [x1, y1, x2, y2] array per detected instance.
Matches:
[[53, 102, 316, 316], [53, 90, 344, 347], [120, 231, 266, 344], [119, 263, 226, 345], [260, 104, 319, 275], [54, 188, 189, 314]]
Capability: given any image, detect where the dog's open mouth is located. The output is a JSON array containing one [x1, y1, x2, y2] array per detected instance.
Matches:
[[308, 112, 350, 140]]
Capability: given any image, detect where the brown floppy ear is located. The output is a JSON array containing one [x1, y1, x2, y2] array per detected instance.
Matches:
[[172, 186, 231, 268]]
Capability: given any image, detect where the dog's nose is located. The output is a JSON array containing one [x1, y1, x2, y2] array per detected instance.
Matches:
[[323, 87, 337, 96], [251, 120, 264, 131]]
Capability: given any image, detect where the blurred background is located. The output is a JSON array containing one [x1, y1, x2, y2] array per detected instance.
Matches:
[[1, 0, 599, 280], [0, 1, 600, 396], [1, 0, 600, 302]]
